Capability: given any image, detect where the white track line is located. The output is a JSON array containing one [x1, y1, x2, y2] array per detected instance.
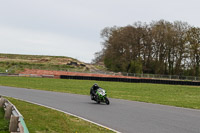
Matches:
[[2, 95, 121, 133]]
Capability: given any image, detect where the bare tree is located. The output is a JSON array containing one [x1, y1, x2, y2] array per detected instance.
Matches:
[[186, 27, 200, 76], [94, 20, 199, 76]]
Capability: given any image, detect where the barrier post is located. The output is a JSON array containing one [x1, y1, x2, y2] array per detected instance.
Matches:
[[5, 104, 13, 120], [0, 97, 5, 107], [9, 115, 19, 132]]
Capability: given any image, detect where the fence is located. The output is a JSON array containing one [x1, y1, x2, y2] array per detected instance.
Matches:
[[1, 66, 200, 81], [52, 69, 200, 81], [0, 96, 29, 133], [60, 75, 200, 86], [120, 73, 200, 81]]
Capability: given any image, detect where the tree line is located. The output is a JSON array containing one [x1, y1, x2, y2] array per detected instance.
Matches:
[[94, 20, 200, 76]]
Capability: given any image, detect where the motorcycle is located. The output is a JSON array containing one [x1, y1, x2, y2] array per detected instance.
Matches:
[[91, 88, 110, 105]]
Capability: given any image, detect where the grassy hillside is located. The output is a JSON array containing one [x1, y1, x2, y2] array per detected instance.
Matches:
[[0, 53, 92, 73]]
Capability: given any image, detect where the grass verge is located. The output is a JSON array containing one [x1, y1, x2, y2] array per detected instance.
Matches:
[[0, 107, 9, 133], [0, 76, 200, 109], [5, 97, 114, 133]]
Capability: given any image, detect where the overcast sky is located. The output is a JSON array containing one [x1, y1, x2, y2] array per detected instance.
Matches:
[[0, 0, 199, 63]]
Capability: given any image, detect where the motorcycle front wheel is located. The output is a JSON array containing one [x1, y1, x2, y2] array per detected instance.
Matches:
[[105, 97, 110, 105], [91, 94, 94, 100]]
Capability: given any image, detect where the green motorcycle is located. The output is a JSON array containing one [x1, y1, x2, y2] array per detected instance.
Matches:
[[91, 88, 110, 105]]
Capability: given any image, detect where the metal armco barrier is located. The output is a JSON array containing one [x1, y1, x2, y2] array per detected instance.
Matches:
[[0, 73, 9, 76], [60, 75, 200, 86], [0, 96, 29, 133]]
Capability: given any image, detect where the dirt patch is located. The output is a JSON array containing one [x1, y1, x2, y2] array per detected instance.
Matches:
[[20, 69, 142, 79]]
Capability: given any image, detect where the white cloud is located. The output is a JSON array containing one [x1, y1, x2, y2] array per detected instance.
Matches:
[[0, 0, 200, 63], [0, 26, 98, 63]]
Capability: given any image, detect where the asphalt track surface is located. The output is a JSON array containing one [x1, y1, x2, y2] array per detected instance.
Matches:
[[0, 86, 200, 133]]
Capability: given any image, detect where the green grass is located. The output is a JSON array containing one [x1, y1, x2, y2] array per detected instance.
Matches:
[[4, 97, 113, 133], [0, 107, 9, 133], [0, 76, 200, 109]]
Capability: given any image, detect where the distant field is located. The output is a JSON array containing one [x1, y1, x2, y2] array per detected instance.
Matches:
[[4, 97, 113, 133], [0, 76, 200, 109]]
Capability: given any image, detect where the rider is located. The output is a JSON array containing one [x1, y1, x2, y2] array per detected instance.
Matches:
[[90, 83, 100, 100]]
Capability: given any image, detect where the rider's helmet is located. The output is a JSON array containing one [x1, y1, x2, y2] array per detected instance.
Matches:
[[94, 83, 98, 87], [93, 83, 99, 89]]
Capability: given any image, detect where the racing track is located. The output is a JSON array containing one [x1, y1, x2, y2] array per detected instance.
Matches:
[[0, 86, 200, 133]]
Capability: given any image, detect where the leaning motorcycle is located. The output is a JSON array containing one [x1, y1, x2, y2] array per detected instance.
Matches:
[[91, 88, 110, 105]]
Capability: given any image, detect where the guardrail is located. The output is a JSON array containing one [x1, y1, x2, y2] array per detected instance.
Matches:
[[0, 73, 54, 78], [61, 69, 200, 81], [60, 75, 200, 86], [0, 96, 29, 133]]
